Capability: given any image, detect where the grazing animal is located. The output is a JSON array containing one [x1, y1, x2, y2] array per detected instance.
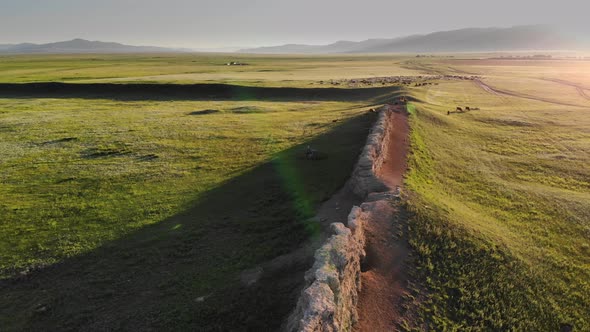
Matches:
[[305, 145, 317, 160], [465, 106, 471, 111], [456, 107, 463, 112]]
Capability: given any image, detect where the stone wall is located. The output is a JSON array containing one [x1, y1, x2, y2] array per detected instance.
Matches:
[[284, 207, 366, 332], [348, 107, 392, 198], [284, 107, 393, 332]]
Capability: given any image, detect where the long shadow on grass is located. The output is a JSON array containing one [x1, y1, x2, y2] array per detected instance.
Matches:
[[0, 82, 399, 103], [0, 112, 378, 331]]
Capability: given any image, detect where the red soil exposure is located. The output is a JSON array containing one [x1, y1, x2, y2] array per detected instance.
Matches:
[[379, 108, 410, 189], [355, 105, 410, 332]]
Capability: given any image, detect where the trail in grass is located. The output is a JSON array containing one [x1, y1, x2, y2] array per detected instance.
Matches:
[[355, 105, 410, 331], [538, 77, 590, 101], [473, 79, 588, 107]]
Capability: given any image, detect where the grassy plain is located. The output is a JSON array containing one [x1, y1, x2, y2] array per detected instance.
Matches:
[[0, 54, 401, 330], [0, 53, 421, 85], [1, 53, 589, 330], [402, 58, 590, 330]]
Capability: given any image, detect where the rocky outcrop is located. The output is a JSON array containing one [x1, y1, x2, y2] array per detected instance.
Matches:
[[348, 107, 392, 198], [285, 107, 394, 332], [285, 207, 366, 332]]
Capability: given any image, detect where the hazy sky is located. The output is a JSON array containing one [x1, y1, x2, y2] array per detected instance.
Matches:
[[0, 0, 587, 48]]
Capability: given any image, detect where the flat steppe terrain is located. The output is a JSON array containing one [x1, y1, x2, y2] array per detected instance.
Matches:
[[0, 53, 588, 331]]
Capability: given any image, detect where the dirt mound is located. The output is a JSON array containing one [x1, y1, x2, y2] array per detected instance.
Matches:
[[230, 106, 266, 114], [39, 137, 78, 145], [188, 109, 220, 115]]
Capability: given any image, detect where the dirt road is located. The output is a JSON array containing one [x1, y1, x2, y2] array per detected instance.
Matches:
[[474, 79, 587, 107], [538, 77, 590, 101]]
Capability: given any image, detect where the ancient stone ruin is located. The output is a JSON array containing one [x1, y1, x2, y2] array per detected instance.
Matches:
[[285, 106, 396, 332]]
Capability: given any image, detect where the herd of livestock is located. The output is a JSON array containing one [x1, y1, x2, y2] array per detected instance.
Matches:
[[315, 75, 479, 87], [314, 75, 484, 115]]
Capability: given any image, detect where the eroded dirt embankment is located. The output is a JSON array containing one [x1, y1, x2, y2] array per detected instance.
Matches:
[[285, 105, 410, 332], [355, 107, 410, 332]]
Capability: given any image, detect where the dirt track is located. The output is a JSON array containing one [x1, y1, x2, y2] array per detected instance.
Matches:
[[379, 109, 410, 189], [355, 106, 410, 331], [539, 78, 590, 101], [474, 79, 588, 107]]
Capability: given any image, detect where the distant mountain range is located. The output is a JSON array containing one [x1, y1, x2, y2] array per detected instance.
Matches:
[[1, 26, 586, 55], [0, 39, 187, 54], [239, 26, 585, 54]]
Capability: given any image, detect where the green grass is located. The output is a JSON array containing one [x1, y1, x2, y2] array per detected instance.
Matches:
[[0, 53, 408, 330], [401, 71, 590, 330], [0, 53, 421, 85], [0, 86, 394, 330], [0, 98, 371, 275], [1, 53, 589, 330]]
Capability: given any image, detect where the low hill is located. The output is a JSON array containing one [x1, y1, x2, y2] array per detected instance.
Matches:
[[0, 39, 186, 54], [239, 25, 581, 54]]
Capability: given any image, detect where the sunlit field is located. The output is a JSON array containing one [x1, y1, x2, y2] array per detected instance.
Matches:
[[402, 57, 590, 330], [1, 53, 589, 330], [0, 54, 422, 85], [0, 54, 399, 330]]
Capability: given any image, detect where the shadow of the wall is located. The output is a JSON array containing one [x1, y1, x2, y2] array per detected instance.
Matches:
[[0, 111, 380, 331], [0, 82, 398, 103]]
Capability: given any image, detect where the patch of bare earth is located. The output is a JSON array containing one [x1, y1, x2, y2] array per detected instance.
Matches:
[[355, 106, 412, 331]]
